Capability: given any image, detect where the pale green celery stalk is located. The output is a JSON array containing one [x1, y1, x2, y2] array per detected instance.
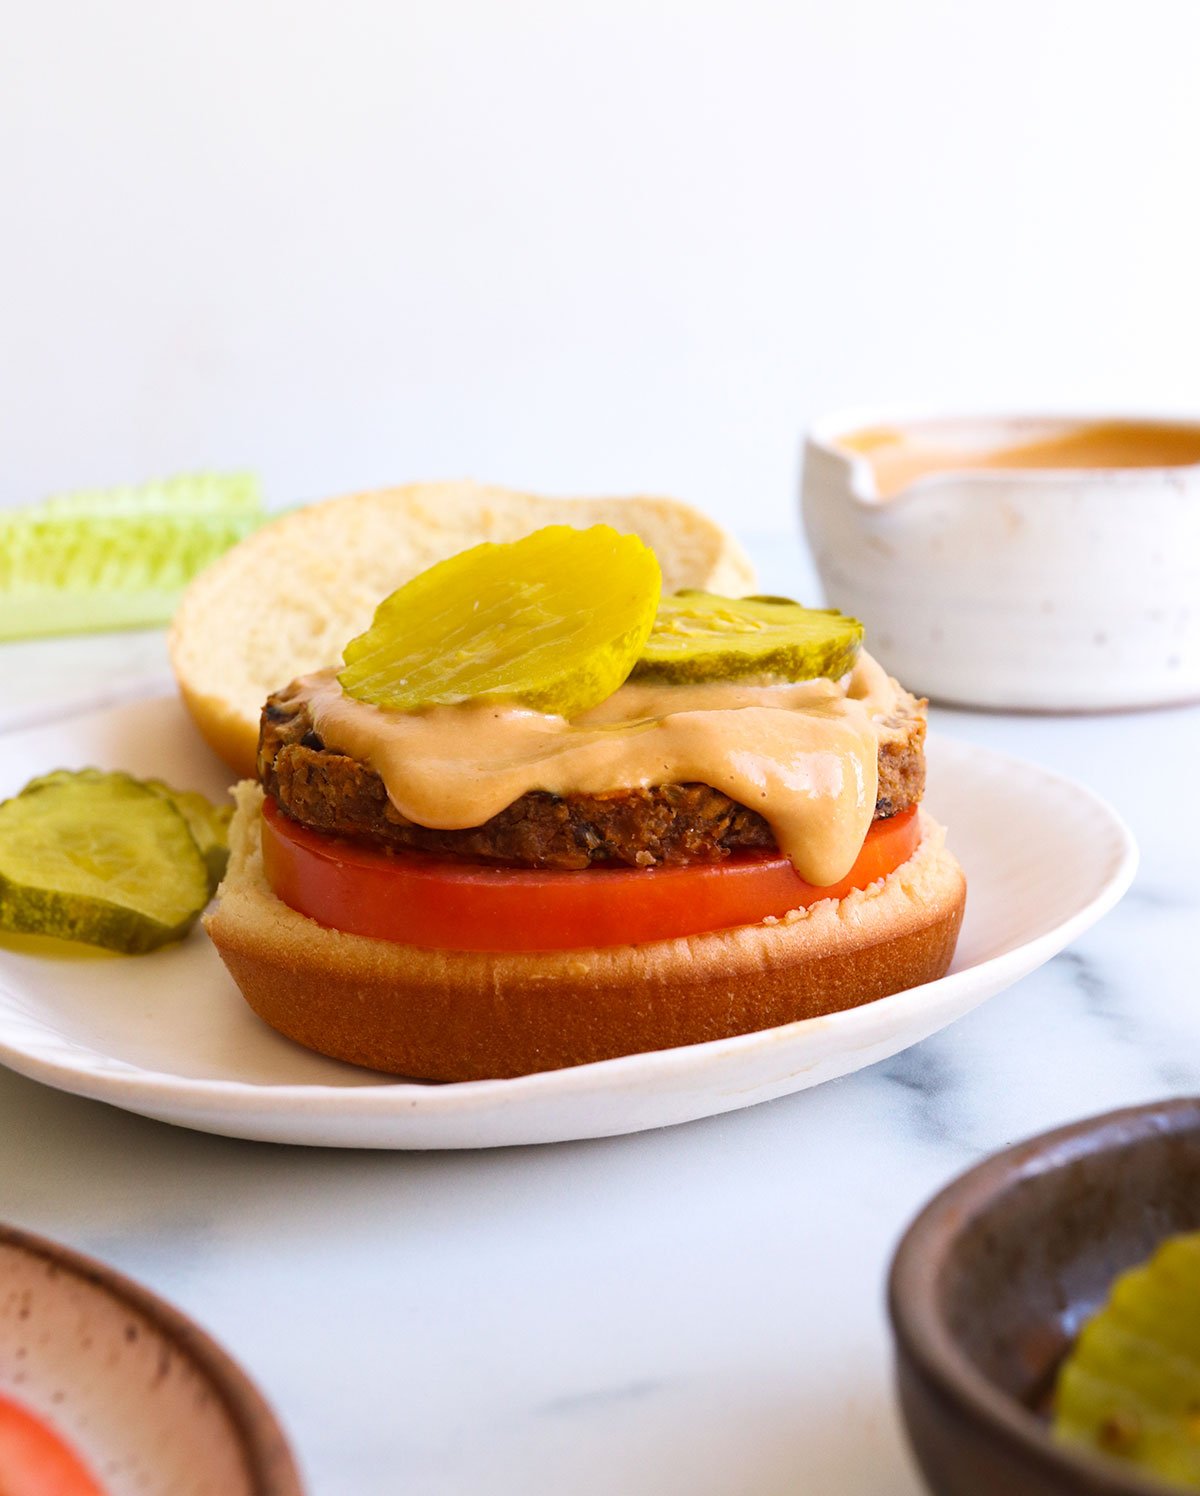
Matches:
[[0, 472, 266, 640]]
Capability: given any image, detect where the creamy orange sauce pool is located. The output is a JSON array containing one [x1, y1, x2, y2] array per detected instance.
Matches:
[[302, 653, 904, 886], [839, 419, 1200, 499]]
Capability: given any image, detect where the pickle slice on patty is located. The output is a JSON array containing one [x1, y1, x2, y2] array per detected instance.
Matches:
[[338, 525, 662, 717], [1054, 1230, 1200, 1488], [630, 591, 864, 684], [0, 771, 211, 953]]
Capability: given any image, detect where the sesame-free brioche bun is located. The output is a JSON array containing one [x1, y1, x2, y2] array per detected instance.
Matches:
[[205, 783, 966, 1082], [169, 481, 756, 778]]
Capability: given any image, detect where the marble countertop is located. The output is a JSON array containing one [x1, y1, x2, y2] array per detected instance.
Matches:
[[0, 534, 1195, 1496]]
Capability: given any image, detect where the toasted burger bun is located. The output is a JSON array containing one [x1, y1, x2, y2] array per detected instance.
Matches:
[[170, 481, 756, 778], [206, 784, 967, 1082]]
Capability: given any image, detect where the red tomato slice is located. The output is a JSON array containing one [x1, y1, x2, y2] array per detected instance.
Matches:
[[262, 798, 921, 952], [0, 1393, 107, 1496]]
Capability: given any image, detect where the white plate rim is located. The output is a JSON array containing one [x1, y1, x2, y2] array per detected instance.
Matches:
[[0, 722, 1138, 1136]]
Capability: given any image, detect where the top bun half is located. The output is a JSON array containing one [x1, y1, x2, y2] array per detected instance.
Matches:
[[169, 480, 757, 777]]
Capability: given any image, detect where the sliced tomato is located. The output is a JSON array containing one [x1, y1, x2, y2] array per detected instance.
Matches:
[[0, 1393, 107, 1496], [262, 798, 921, 952]]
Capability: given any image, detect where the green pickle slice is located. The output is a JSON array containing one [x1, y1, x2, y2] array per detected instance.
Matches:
[[144, 779, 232, 892], [0, 771, 211, 953], [21, 769, 231, 892], [630, 591, 864, 684], [339, 525, 662, 716], [1055, 1230, 1200, 1488]]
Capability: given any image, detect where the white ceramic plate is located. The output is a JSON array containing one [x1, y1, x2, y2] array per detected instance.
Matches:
[[0, 698, 1136, 1150]]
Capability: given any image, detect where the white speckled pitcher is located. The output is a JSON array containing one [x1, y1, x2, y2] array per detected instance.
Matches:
[[801, 411, 1200, 711]]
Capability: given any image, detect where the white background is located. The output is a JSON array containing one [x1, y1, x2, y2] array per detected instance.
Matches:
[[4, 0, 1200, 531]]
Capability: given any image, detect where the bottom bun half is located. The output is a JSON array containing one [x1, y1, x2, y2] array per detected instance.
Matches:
[[206, 783, 967, 1081]]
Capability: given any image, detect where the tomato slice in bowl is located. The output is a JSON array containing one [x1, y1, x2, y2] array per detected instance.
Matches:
[[0, 1392, 107, 1496], [261, 799, 921, 953]]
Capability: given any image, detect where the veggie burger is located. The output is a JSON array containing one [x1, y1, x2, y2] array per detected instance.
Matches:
[[205, 525, 965, 1079]]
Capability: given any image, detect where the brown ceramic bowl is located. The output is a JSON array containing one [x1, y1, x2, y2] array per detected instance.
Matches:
[[0, 1222, 304, 1494], [888, 1098, 1200, 1496]]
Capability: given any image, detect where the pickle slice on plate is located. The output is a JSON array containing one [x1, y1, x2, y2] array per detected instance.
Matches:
[[20, 769, 231, 894], [339, 525, 662, 717], [0, 771, 210, 953], [630, 591, 864, 684], [143, 779, 232, 892], [1055, 1230, 1200, 1488]]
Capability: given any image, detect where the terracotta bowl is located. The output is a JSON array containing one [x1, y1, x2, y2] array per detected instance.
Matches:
[[0, 1222, 304, 1495], [888, 1098, 1200, 1496]]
